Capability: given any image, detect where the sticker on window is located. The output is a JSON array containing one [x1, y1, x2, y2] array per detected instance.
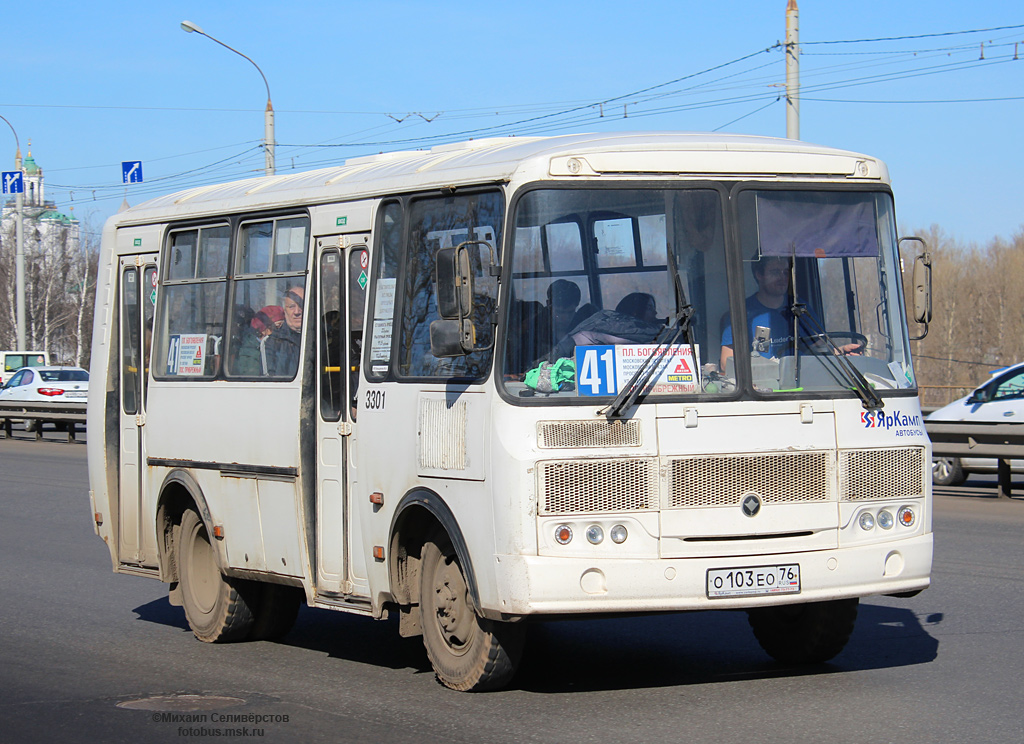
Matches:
[[574, 344, 700, 396], [166, 334, 207, 376]]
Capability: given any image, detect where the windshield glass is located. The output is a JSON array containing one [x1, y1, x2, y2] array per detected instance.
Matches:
[[730, 189, 914, 395], [500, 185, 914, 403], [501, 187, 731, 400]]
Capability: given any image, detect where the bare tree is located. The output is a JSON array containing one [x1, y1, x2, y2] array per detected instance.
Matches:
[[903, 225, 1024, 407], [0, 208, 98, 367]]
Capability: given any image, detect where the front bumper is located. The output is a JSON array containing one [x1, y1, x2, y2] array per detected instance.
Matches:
[[488, 533, 932, 617]]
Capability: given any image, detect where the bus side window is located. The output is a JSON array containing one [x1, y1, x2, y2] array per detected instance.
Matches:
[[154, 225, 229, 380], [366, 202, 402, 380], [398, 191, 503, 379]]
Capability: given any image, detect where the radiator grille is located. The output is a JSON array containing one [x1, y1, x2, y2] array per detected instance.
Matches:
[[538, 419, 642, 449], [538, 458, 658, 514], [536, 447, 924, 516], [668, 451, 832, 508], [840, 447, 925, 501]]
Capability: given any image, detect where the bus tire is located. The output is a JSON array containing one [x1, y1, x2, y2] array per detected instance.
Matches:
[[177, 509, 257, 643], [420, 531, 523, 691], [248, 583, 302, 641], [747, 598, 858, 665]]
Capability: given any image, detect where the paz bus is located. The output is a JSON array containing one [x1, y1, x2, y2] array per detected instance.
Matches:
[[87, 132, 933, 691]]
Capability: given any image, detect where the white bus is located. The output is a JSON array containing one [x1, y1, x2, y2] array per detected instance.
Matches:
[[87, 132, 933, 691]]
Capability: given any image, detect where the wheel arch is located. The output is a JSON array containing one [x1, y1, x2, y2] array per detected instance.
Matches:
[[155, 468, 221, 585], [388, 489, 481, 614]]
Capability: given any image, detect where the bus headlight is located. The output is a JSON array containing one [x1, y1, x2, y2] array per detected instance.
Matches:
[[586, 525, 604, 545], [610, 524, 628, 544], [877, 510, 894, 530], [858, 512, 875, 531]]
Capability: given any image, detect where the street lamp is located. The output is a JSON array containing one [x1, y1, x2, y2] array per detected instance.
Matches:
[[180, 20, 275, 176], [0, 113, 26, 349]]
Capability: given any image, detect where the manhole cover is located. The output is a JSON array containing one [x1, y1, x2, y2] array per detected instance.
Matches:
[[117, 695, 246, 712]]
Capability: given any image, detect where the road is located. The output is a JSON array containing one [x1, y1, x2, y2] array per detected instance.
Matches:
[[1, 438, 1022, 744]]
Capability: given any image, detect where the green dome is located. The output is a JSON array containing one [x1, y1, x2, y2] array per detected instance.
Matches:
[[22, 153, 40, 176], [38, 209, 77, 225]]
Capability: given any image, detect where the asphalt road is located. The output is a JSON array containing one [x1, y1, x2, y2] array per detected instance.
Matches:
[[1, 437, 1022, 744]]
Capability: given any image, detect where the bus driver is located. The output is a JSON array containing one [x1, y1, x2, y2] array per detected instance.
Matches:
[[719, 255, 794, 372], [719, 254, 864, 372]]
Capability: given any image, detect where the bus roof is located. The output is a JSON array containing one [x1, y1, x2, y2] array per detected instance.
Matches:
[[110, 132, 889, 226]]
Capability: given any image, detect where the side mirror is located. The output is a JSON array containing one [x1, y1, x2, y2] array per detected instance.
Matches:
[[430, 240, 498, 358], [899, 236, 931, 340], [434, 246, 474, 320], [429, 318, 477, 358]]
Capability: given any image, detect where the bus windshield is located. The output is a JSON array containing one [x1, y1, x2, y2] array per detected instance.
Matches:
[[500, 186, 914, 402]]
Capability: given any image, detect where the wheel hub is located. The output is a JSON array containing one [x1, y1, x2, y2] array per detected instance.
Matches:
[[433, 557, 473, 651]]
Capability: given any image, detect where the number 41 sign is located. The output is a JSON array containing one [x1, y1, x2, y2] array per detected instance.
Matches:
[[574, 344, 700, 396]]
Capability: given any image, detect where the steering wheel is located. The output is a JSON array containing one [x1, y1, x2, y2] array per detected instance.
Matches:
[[798, 331, 868, 355]]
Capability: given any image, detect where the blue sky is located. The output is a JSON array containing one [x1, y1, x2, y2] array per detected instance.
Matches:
[[2, 1, 1021, 246]]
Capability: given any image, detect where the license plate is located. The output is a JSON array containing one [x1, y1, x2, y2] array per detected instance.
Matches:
[[706, 564, 800, 599], [64, 391, 87, 398]]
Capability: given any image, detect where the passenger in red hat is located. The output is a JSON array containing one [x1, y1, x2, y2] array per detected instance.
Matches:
[[235, 305, 285, 375]]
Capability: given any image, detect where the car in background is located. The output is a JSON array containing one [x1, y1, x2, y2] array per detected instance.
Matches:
[[0, 366, 89, 432], [926, 361, 1024, 486]]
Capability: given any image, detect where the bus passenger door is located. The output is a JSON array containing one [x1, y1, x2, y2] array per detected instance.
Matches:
[[314, 236, 368, 596], [118, 254, 157, 566]]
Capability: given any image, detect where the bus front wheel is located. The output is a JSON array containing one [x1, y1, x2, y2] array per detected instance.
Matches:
[[419, 532, 524, 691], [177, 509, 258, 643], [747, 598, 858, 665]]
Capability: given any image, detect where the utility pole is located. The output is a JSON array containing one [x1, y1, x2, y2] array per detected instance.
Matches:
[[15, 148, 25, 349], [1, 114, 26, 349], [786, 0, 800, 140]]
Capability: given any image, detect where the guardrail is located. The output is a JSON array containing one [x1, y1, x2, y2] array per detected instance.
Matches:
[[925, 420, 1024, 499], [0, 400, 86, 442]]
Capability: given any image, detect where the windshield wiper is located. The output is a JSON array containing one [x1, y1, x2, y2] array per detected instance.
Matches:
[[790, 302, 884, 411], [600, 250, 697, 419]]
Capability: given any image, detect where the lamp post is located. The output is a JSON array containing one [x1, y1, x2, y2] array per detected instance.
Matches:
[[180, 20, 275, 176], [0, 114, 26, 349]]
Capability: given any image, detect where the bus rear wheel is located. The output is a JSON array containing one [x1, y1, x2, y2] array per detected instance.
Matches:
[[177, 509, 258, 643], [747, 598, 858, 665], [420, 532, 524, 691]]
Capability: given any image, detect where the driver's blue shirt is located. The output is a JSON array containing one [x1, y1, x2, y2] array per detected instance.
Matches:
[[721, 294, 794, 358]]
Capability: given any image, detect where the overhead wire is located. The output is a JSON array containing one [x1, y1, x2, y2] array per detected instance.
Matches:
[[24, 21, 1024, 218]]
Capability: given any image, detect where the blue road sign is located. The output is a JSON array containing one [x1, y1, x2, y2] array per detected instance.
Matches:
[[122, 161, 143, 184], [2, 171, 24, 194]]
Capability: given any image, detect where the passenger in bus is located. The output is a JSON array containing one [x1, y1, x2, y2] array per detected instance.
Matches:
[[263, 285, 305, 376], [235, 305, 285, 376], [544, 280, 582, 344], [507, 280, 584, 375], [546, 292, 662, 361]]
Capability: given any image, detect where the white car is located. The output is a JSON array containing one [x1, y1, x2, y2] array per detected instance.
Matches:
[[0, 365, 89, 432], [926, 362, 1024, 486]]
